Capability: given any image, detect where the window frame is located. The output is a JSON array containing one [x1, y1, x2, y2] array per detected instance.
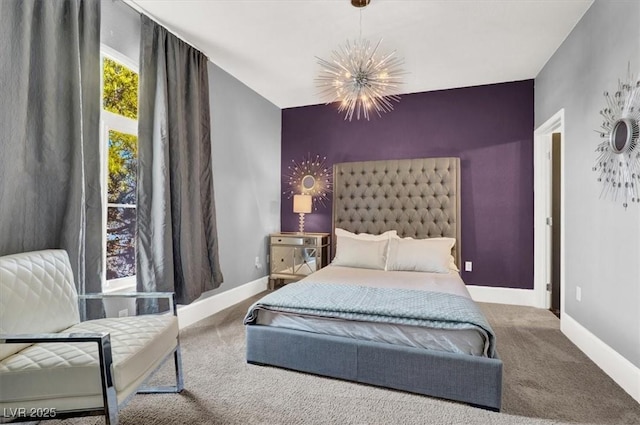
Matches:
[[100, 44, 139, 293]]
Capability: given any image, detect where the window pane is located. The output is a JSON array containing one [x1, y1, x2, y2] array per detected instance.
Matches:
[[107, 207, 136, 280], [108, 130, 137, 204], [103, 57, 138, 119]]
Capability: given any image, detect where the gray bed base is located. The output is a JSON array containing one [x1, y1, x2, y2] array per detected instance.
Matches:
[[246, 325, 502, 411]]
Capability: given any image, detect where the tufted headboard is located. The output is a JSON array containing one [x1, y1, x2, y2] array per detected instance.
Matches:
[[332, 157, 461, 267]]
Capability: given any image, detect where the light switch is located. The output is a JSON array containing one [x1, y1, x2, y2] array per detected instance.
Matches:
[[576, 286, 581, 302]]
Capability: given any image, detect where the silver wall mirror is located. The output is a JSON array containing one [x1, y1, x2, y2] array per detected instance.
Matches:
[[593, 65, 640, 208], [610, 118, 635, 153], [302, 175, 316, 192], [284, 154, 333, 210]]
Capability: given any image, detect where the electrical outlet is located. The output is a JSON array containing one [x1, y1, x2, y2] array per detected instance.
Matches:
[[464, 261, 472, 272], [118, 309, 128, 318], [576, 286, 581, 302], [254, 256, 262, 269]]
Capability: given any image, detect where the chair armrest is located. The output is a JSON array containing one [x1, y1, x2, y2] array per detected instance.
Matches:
[[79, 292, 177, 315], [80, 292, 174, 299], [0, 332, 117, 409], [1, 332, 109, 344]]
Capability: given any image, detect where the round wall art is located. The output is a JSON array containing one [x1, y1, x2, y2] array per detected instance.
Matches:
[[284, 154, 332, 209], [593, 66, 640, 208]]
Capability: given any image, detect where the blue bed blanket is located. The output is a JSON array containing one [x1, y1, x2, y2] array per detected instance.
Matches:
[[244, 281, 497, 358]]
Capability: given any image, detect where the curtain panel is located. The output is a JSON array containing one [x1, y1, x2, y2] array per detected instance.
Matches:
[[0, 0, 102, 315], [137, 15, 223, 310]]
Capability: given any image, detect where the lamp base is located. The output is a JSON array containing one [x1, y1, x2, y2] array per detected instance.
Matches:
[[298, 213, 306, 234]]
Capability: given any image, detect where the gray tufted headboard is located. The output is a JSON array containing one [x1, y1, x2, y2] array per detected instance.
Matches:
[[332, 157, 462, 267]]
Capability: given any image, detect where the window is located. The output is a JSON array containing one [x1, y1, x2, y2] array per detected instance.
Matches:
[[100, 47, 139, 291]]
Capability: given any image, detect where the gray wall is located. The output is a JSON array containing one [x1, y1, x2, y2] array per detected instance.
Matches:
[[535, 0, 640, 367], [101, 0, 140, 61], [101, 0, 282, 298], [207, 63, 281, 296]]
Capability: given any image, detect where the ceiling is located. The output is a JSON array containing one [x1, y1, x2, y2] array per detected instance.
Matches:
[[127, 0, 593, 109]]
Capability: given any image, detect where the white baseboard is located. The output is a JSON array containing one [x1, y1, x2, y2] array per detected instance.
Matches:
[[177, 276, 268, 329], [466, 285, 536, 306], [561, 313, 640, 403]]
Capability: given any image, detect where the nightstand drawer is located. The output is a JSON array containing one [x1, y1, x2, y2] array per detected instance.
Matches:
[[270, 235, 310, 246]]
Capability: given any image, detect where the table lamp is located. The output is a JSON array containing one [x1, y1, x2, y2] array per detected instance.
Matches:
[[293, 194, 312, 233]]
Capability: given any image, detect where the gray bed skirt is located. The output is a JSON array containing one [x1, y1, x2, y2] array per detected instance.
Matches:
[[246, 325, 503, 411]]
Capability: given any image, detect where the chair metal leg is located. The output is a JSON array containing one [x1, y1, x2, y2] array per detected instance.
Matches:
[[137, 345, 184, 394], [97, 334, 119, 425], [174, 344, 184, 392], [104, 386, 119, 425], [138, 294, 184, 395]]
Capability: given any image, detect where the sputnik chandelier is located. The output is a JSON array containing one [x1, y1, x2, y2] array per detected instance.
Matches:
[[315, 0, 405, 121]]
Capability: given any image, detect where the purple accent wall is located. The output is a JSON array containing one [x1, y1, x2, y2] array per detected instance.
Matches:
[[281, 80, 534, 289]]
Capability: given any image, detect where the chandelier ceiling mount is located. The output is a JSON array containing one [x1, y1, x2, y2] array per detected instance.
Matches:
[[351, 0, 370, 7]]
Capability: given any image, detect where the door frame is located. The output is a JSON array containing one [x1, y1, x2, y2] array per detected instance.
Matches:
[[533, 109, 565, 314]]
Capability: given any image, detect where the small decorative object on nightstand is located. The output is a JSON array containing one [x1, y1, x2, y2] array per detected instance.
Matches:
[[269, 232, 330, 289], [293, 194, 312, 233]]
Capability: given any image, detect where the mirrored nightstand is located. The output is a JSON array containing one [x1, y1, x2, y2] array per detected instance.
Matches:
[[269, 232, 330, 289]]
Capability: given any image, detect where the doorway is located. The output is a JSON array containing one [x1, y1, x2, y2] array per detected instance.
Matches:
[[533, 110, 565, 316], [550, 133, 561, 317]]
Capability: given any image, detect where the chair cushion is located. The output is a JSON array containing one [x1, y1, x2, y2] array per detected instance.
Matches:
[[0, 314, 178, 404], [0, 250, 80, 360]]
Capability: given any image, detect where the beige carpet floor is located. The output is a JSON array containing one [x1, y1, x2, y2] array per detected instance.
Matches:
[[55, 294, 640, 425]]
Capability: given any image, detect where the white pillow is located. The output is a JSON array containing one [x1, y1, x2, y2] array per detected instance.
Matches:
[[387, 237, 456, 274], [385, 232, 460, 272], [334, 228, 398, 270], [332, 237, 388, 270], [430, 237, 460, 271], [334, 228, 398, 241]]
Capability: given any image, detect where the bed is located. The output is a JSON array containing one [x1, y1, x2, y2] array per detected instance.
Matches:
[[245, 157, 503, 411]]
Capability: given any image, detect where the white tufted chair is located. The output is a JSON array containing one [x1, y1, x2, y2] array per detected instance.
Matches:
[[0, 250, 184, 424]]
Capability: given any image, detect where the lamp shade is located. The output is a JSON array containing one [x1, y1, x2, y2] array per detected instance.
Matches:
[[293, 194, 312, 214]]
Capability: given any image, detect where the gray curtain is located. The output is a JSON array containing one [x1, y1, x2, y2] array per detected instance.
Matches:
[[0, 0, 102, 312], [137, 15, 223, 310]]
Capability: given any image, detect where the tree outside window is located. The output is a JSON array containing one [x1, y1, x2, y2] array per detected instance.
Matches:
[[103, 58, 138, 119], [102, 55, 138, 282]]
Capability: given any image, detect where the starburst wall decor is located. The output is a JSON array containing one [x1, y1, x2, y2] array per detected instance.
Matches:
[[593, 65, 640, 208], [284, 154, 332, 210]]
